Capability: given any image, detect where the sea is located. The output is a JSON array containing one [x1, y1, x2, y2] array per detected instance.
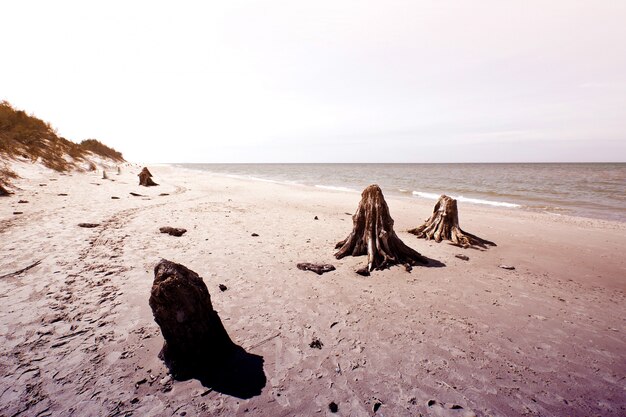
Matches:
[[175, 163, 626, 222]]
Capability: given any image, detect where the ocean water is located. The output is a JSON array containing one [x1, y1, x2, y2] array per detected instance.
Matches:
[[175, 163, 626, 222]]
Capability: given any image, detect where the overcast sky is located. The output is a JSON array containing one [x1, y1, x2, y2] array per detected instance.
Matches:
[[2, 1, 625, 162]]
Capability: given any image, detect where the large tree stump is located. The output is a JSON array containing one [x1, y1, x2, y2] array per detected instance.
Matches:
[[138, 167, 158, 186], [408, 195, 496, 248], [149, 259, 235, 378], [335, 184, 428, 272]]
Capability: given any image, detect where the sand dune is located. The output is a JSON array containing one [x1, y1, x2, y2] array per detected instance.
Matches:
[[1, 164, 624, 416]]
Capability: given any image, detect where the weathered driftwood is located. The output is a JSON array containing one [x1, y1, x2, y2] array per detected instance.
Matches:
[[149, 259, 236, 378], [102, 170, 108, 180], [159, 226, 187, 237], [0, 184, 10, 196], [78, 223, 100, 228], [138, 167, 158, 186], [335, 184, 428, 272], [297, 263, 336, 275], [408, 195, 495, 248]]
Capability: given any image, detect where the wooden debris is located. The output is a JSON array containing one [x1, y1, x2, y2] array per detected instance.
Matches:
[[335, 184, 428, 272], [138, 167, 158, 186], [297, 263, 336, 275], [409, 195, 495, 248], [159, 227, 187, 237]]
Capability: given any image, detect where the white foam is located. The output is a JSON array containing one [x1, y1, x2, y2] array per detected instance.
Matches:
[[315, 185, 358, 193], [412, 191, 520, 208], [412, 191, 441, 200]]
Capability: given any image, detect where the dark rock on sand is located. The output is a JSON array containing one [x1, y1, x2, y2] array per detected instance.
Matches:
[[328, 402, 338, 413], [218, 284, 228, 292], [309, 338, 323, 349], [455, 254, 470, 261], [356, 267, 370, 277], [18, 200, 28, 203], [251, 233, 259, 237], [159, 227, 187, 237]]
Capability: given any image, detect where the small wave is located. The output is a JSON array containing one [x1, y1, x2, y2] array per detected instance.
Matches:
[[398, 188, 410, 193], [412, 191, 441, 200], [315, 185, 358, 193], [412, 191, 520, 208], [224, 174, 300, 186]]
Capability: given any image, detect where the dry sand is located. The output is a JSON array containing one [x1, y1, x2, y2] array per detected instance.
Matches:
[[0, 163, 624, 417]]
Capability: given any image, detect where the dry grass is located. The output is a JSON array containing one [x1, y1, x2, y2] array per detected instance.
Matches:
[[0, 101, 124, 186]]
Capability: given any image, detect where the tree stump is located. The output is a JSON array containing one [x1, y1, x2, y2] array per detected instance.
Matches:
[[408, 195, 496, 248], [138, 167, 158, 186], [102, 170, 108, 180], [335, 184, 428, 272], [0, 184, 10, 197], [149, 259, 235, 378]]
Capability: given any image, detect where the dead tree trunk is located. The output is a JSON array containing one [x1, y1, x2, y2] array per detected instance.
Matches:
[[138, 167, 158, 186], [102, 170, 108, 180], [149, 259, 235, 378], [408, 195, 496, 248], [335, 184, 428, 272]]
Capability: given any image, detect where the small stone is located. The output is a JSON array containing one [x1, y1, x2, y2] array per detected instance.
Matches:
[[356, 267, 370, 277], [310, 338, 323, 349], [427, 399, 436, 407], [111, 196, 120, 199], [130, 397, 139, 404], [251, 233, 259, 237], [455, 254, 469, 261], [373, 401, 382, 412], [18, 200, 28, 203], [218, 284, 227, 292], [328, 402, 338, 413], [314, 216, 319, 220], [499, 264, 515, 270]]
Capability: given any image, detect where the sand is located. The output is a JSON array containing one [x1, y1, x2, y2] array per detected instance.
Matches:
[[0, 163, 624, 417]]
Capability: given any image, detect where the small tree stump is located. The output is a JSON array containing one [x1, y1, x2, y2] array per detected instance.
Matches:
[[408, 195, 496, 248], [335, 184, 428, 272], [149, 259, 235, 378], [0, 184, 10, 197], [102, 170, 108, 180], [138, 167, 158, 186]]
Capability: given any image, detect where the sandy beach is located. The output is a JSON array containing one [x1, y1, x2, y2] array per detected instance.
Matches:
[[1, 163, 625, 417]]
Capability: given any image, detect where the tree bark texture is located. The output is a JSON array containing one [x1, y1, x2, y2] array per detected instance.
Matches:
[[408, 195, 496, 248], [149, 259, 235, 378], [138, 167, 158, 186], [335, 184, 428, 272]]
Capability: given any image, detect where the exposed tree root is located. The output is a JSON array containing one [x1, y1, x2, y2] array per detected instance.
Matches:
[[335, 184, 428, 272], [408, 195, 495, 248]]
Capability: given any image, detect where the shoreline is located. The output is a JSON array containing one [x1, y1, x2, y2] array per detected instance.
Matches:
[[172, 162, 626, 224], [1, 163, 624, 416]]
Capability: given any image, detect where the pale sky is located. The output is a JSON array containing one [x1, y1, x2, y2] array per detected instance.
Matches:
[[2, 1, 625, 162]]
